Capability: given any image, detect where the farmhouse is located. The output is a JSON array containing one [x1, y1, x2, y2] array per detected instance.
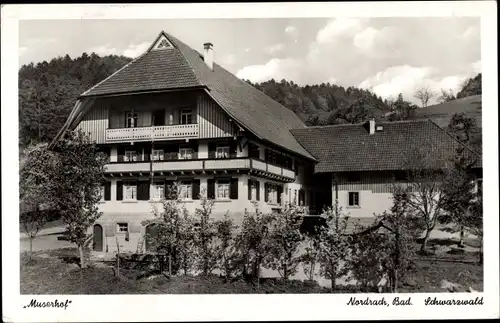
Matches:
[[51, 31, 482, 254]]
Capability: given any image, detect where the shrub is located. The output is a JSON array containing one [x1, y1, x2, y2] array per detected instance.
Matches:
[[193, 195, 218, 276], [215, 212, 240, 280]]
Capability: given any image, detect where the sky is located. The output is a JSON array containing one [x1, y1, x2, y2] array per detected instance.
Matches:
[[19, 18, 481, 105]]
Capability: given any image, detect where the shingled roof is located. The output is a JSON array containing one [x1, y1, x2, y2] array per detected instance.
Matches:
[[291, 119, 482, 173], [78, 31, 314, 160]]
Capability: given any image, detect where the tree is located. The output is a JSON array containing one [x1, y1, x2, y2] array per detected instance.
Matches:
[[142, 182, 188, 276], [263, 204, 305, 280], [414, 86, 435, 107], [447, 112, 477, 144], [215, 213, 240, 281], [19, 143, 57, 261], [235, 204, 273, 287], [386, 93, 418, 121], [193, 195, 219, 276], [51, 130, 108, 268], [441, 147, 480, 248], [398, 141, 450, 253], [317, 201, 352, 292], [457, 73, 481, 98], [437, 88, 457, 103]]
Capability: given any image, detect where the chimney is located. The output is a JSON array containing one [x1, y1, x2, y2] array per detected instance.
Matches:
[[369, 118, 376, 135], [203, 42, 214, 70]]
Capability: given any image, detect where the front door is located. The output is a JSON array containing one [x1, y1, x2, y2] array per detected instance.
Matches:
[[93, 224, 103, 252]]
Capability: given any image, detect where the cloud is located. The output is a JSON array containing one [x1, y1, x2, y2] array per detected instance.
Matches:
[[284, 25, 298, 38], [265, 43, 285, 55], [245, 48, 251, 52], [236, 58, 302, 83], [316, 18, 366, 43], [122, 42, 150, 58], [358, 64, 477, 105], [89, 45, 117, 56]]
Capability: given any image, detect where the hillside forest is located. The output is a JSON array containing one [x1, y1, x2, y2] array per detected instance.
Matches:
[[18, 53, 482, 147]]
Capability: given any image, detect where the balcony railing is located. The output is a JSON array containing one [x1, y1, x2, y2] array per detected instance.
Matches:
[[106, 124, 199, 143], [105, 157, 296, 181]]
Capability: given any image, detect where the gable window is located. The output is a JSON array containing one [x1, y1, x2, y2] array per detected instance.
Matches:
[[124, 182, 137, 201], [179, 148, 194, 160], [116, 223, 128, 233], [217, 179, 231, 200], [216, 146, 230, 158], [152, 182, 165, 200], [179, 181, 193, 200], [348, 192, 360, 207], [156, 38, 171, 49], [126, 112, 138, 128], [124, 150, 138, 162], [152, 149, 164, 161], [180, 109, 193, 125]]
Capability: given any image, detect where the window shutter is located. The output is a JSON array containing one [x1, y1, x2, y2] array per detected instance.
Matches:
[[165, 180, 175, 199], [264, 183, 268, 202], [192, 179, 201, 200], [117, 147, 125, 162], [116, 181, 123, 200], [256, 180, 260, 201], [138, 181, 150, 201], [248, 179, 252, 200], [230, 178, 239, 200], [104, 181, 111, 201], [207, 179, 215, 199], [277, 185, 283, 205]]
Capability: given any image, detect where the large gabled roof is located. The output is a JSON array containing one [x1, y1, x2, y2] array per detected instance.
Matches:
[[291, 119, 482, 173], [77, 31, 314, 160]]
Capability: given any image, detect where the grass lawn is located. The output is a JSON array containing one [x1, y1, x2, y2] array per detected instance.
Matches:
[[20, 247, 483, 294]]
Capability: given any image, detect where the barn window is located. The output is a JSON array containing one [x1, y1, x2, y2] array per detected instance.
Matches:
[[348, 192, 360, 207]]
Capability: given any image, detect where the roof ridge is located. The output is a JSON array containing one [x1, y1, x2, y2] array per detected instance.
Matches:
[[295, 118, 432, 130]]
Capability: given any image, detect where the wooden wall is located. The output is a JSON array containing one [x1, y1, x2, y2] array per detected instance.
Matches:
[[75, 101, 109, 144], [73, 91, 236, 143]]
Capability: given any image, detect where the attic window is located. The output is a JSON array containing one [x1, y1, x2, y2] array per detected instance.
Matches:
[[376, 125, 384, 131], [153, 36, 173, 51]]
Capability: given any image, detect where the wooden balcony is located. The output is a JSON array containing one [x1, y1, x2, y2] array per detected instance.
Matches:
[[104, 157, 296, 182], [105, 124, 199, 143]]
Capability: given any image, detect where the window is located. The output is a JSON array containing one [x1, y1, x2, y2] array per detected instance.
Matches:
[[288, 188, 292, 204], [268, 184, 278, 204], [216, 146, 230, 158], [180, 109, 193, 125], [179, 181, 193, 200], [117, 223, 128, 233], [348, 192, 360, 207], [249, 143, 260, 159], [156, 38, 171, 49], [217, 180, 231, 200], [124, 182, 137, 201], [152, 149, 164, 161], [152, 183, 165, 200], [124, 150, 137, 162], [126, 112, 138, 128], [250, 182, 257, 201], [294, 189, 298, 204], [179, 148, 194, 160], [99, 185, 105, 201]]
